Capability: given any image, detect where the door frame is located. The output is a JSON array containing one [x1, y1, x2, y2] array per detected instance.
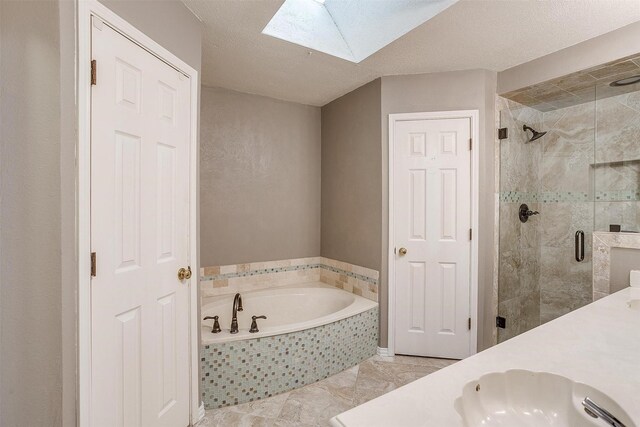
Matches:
[[77, 1, 201, 425], [387, 110, 479, 357]]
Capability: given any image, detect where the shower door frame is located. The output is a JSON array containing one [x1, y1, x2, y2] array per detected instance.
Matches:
[[387, 110, 480, 357]]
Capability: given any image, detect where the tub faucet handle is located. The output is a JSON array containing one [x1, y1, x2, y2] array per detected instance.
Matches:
[[204, 315, 222, 333], [249, 315, 267, 333]]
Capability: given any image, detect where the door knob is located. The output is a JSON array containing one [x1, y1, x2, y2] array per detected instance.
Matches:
[[398, 247, 408, 256], [178, 266, 192, 280]]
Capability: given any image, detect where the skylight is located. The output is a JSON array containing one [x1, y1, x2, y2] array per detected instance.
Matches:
[[262, 0, 459, 63]]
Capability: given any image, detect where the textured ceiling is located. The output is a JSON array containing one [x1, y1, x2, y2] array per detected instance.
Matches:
[[183, 0, 640, 106]]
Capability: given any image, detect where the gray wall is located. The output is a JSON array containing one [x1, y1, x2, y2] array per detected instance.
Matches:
[[1, 1, 201, 426], [99, 0, 202, 73], [200, 86, 321, 267], [1, 1, 63, 425], [380, 70, 497, 350], [59, 1, 77, 424], [321, 79, 382, 271], [498, 21, 640, 94]]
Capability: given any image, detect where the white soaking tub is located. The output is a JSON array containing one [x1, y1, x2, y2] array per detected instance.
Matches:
[[201, 282, 377, 344]]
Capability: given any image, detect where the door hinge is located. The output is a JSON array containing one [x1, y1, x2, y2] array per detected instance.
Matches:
[[468, 317, 471, 330], [496, 316, 506, 329], [91, 60, 97, 85], [498, 127, 508, 140], [90, 252, 97, 277], [469, 229, 472, 240], [469, 138, 472, 150]]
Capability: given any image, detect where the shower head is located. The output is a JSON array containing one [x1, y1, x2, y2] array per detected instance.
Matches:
[[523, 125, 547, 143]]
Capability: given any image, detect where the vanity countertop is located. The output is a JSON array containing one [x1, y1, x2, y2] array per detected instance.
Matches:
[[331, 287, 640, 427]]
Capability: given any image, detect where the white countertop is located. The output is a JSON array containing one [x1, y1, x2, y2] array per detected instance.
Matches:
[[331, 287, 640, 427]]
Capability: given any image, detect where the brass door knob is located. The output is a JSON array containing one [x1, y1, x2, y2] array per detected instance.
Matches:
[[178, 266, 192, 280], [398, 247, 408, 256]]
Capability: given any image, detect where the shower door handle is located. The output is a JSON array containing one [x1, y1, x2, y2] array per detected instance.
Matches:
[[575, 230, 585, 262]]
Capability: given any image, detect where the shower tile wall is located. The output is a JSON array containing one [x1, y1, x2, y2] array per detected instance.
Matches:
[[539, 102, 594, 323], [594, 91, 640, 232], [499, 56, 640, 342], [499, 97, 595, 340], [498, 97, 542, 342]]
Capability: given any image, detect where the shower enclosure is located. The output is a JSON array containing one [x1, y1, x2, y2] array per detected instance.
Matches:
[[497, 54, 640, 342]]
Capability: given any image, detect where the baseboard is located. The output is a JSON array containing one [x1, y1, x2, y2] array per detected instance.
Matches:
[[377, 347, 392, 357]]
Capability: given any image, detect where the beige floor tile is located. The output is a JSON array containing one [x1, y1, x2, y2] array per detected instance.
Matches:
[[278, 383, 354, 426], [372, 361, 441, 387], [236, 392, 290, 417], [311, 365, 358, 401], [353, 360, 397, 393], [198, 408, 263, 427], [202, 355, 452, 427], [372, 354, 458, 369], [267, 418, 316, 427]]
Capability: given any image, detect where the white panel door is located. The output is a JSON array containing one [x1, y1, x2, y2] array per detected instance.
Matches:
[[90, 20, 191, 427], [393, 117, 471, 359]]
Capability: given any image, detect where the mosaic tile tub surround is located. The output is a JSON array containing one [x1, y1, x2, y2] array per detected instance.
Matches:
[[201, 307, 378, 409], [200, 257, 379, 301]]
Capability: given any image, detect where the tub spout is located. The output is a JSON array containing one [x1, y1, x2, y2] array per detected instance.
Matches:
[[230, 293, 243, 334]]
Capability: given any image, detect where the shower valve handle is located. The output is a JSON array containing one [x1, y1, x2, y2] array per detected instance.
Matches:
[[519, 204, 539, 223]]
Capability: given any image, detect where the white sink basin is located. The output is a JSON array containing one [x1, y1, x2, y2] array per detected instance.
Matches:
[[454, 370, 635, 427]]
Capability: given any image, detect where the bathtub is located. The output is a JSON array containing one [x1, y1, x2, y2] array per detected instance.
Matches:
[[200, 282, 379, 408], [201, 282, 377, 344]]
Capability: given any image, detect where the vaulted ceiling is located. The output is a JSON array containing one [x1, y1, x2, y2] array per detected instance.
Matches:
[[183, 0, 640, 106]]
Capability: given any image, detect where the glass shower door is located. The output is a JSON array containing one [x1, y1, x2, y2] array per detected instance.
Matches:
[[497, 93, 596, 343], [594, 79, 640, 234], [535, 95, 595, 327], [497, 103, 544, 342]]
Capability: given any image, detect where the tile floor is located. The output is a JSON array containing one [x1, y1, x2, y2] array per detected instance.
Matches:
[[197, 355, 457, 427]]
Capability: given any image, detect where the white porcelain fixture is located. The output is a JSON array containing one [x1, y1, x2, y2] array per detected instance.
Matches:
[[201, 283, 378, 344], [454, 370, 635, 427]]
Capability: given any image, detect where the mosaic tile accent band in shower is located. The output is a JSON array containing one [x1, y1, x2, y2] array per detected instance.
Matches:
[[200, 307, 378, 409], [500, 191, 640, 203], [595, 190, 640, 202], [200, 257, 379, 301], [499, 191, 590, 203]]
